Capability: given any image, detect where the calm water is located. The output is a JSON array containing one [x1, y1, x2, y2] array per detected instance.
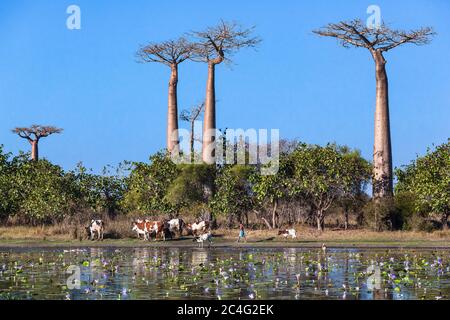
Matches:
[[0, 246, 449, 300]]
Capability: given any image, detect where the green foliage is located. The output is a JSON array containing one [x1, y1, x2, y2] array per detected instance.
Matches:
[[289, 143, 371, 230], [165, 164, 215, 210], [210, 165, 254, 224], [69, 163, 126, 216], [8, 157, 74, 224], [121, 151, 179, 214], [362, 198, 397, 231], [394, 192, 434, 232], [0, 145, 15, 219], [1, 139, 445, 232], [250, 154, 292, 206], [395, 140, 450, 229]]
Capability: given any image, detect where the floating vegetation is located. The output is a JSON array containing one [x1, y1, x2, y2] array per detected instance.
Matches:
[[0, 247, 448, 300]]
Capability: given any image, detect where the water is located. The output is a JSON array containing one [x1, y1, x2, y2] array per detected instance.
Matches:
[[0, 247, 449, 300]]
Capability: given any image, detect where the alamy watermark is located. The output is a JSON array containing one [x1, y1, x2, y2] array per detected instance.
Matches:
[[66, 265, 81, 290], [367, 5, 382, 30], [169, 125, 280, 175], [366, 264, 382, 291], [66, 5, 81, 30]]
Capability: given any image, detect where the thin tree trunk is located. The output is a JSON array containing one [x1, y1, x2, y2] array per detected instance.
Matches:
[[344, 209, 349, 230], [442, 212, 449, 230], [372, 50, 393, 199], [316, 210, 324, 232], [167, 64, 179, 154], [261, 217, 273, 230], [31, 140, 39, 161], [226, 212, 234, 228], [190, 120, 195, 163], [272, 200, 278, 229]]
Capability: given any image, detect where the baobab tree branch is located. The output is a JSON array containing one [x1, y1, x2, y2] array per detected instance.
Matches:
[[136, 37, 195, 66], [190, 20, 261, 64], [313, 19, 435, 53], [12, 125, 62, 140]]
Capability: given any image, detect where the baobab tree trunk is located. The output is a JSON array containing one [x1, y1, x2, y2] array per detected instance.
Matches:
[[202, 62, 217, 164], [372, 51, 393, 199], [167, 64, 179, 154], [30, 140, 39, 161]]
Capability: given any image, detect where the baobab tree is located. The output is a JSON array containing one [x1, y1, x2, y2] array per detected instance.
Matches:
[[180, 102, 204, 163], [191, 21, 260, 164], [136, 37, 195, 154], [313, 19, 434, 200], [12, 125, 63, 161]]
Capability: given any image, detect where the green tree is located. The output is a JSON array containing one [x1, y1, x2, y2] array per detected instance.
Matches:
[[210, 165, 254, 227], [8, 157, 73, 224], [0, 146, 15, 220], [396, 140, 450, 229], [121, 152, 179, 214], [338, 147, 372, 230], [289, 144, 369, 231], [250, 154, 293, 229], [69, 163, 126, 217], [165, 163, 215, 214]]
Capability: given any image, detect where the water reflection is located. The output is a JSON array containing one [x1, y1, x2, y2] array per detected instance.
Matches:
[[0, 247, 448, 300]]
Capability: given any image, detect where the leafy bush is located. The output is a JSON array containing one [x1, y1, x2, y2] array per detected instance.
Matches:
[[396, 140, 450, 230], [121, 151, 179, 215], [211, 165, 254, 226], [8, 158, 74, 224], [165, 163, 215, 211]]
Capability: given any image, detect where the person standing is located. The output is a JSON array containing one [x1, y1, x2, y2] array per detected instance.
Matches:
[[237, 223, 247, 243]]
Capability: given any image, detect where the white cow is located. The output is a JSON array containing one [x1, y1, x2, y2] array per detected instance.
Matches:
[[88, 220, 104, 241], [194, 232, 213, 248], [278, 228, 297, 239], [168, 218, 185, 236], [188, 221, 210, 236]]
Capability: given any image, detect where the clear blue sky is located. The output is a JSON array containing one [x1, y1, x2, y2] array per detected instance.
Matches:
[[0, 0, 449, 172]]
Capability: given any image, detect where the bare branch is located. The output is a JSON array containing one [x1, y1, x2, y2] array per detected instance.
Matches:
[[190, 20, 261, 64], [12, 125, 63, 141], [136, 37, 195, 66], [313, 19, 435, 53], [180, 102, 205, 123]]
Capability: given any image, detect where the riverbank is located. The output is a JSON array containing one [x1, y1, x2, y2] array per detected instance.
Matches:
[[0, 239, 449, 249], [0, 226, 449, 249]]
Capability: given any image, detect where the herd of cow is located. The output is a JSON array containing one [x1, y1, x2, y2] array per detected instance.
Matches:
[[86, 218, 213, 247], [131, 218, 211, 242], [85, 219, 298, 247]]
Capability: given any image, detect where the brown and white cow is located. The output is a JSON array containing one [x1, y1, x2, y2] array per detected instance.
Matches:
[[187, 221, 210, 237], [87, 219, 104, 241], [132, 219, 149, 240], [278, 228, 297, 239], [146, 220, 171, 241]]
